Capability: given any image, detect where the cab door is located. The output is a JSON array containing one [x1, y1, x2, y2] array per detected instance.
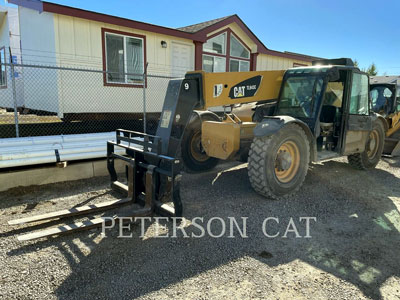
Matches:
[[342, 71, 372, 155], [387, 86, 400, 137]]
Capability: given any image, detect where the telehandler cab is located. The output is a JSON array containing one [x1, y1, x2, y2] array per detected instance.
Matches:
[[9, 58, 386, 241]]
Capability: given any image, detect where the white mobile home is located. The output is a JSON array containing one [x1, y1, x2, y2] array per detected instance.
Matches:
[[1, 0, 319, 117]]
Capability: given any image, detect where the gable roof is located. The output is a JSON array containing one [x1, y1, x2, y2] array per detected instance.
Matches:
[[178, 14, 320, 62], [177, 16, 233, 33], [9, 0, 320, 62]]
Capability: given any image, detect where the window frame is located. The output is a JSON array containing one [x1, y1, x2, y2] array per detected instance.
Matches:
[[370, 85, 394, 112], [202, 32, 227, 55], [396, 87, 400, 111], [229, 34, 250, 59], [229, 58, 250, 72], [348, 72, 370, 116], [0, 46, 7, 89], [101, 28, 146, 88], [202, 28, 251, 73], [202, 54, 226, 73]]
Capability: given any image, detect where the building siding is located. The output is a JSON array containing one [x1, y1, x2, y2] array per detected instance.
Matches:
[[0, 8, 12, 109], [19, 7, 57, 65], [257, 54, 311, 70], [0, 10, 10, 50], [18, 6, 59, 113], [0, 6, 26, 108], [53, 14, 194, 75]]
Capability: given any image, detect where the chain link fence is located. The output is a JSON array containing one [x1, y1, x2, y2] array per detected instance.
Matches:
[[0, 62, 177, 138]]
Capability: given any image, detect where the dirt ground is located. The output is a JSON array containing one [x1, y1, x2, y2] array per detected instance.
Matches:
[[0, 108, 61, 124], [0, 156, 400, 300]]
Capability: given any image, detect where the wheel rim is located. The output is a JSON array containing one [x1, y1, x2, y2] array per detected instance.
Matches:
[[274, 140, 300, 183], [366, 129, 380, 159], [190, 131, 209, 162]]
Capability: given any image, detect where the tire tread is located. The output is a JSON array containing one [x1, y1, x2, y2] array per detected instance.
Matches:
[[248, 124, 310, 199], [347, 121, 385, 170]]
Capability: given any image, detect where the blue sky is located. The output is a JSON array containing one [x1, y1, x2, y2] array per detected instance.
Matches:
[[5, 0, 400, 75]]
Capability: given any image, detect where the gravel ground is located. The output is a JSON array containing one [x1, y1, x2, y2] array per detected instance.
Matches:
[[1, 156, 400, 300]]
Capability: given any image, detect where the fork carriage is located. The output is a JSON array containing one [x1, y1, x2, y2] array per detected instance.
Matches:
[[9, 77, 198, 241], [107, 129, 183, 218]]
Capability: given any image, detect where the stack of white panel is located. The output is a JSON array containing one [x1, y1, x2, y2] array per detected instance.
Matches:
[[0, 132, 125, 168]]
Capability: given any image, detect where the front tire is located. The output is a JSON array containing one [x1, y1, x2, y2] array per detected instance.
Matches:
[[248, 123, 310, 199], [181, 113, 219, 173], [347, 121, 385, 170]]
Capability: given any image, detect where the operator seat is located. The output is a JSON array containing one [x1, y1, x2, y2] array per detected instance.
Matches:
[[375, 89, 388, 113], [319, 105, 337, 139], [320, 105, 337, 123]]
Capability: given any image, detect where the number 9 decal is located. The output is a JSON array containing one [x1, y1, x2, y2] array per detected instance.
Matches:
[[184, 82, 190, 90]]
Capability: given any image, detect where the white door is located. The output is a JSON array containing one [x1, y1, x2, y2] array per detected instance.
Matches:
[[171, 42, 193, 77]]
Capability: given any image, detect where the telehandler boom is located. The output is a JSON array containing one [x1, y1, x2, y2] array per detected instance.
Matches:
[[9, 58, 386, 241]]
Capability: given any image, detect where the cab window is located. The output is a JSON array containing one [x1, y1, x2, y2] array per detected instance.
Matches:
[[324, 82, 344, 108], [349, 73, 369, 115], [397, 88, 400, 111], [370, 86, 393, 113], [277, 76, 323, 118]]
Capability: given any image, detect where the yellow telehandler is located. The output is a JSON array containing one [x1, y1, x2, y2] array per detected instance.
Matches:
[[9, 58, 387, 241]]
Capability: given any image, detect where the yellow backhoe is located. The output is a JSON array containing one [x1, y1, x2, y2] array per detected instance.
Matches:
[[370, 76, 400, 156]]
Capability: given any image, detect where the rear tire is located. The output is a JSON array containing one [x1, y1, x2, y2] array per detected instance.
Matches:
[[248, 123, 310, 199], [347, 121, 385, 170], [181, 113, 219, 173]]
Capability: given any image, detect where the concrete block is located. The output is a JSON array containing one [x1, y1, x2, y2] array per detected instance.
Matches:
[[0, 158, 124, 192]]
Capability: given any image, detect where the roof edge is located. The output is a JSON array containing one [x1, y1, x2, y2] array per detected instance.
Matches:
[[177, 15, 234, 33], [193, 15, 268, 52], [8, 0, 43, 12], [9, 0, 204, 41]]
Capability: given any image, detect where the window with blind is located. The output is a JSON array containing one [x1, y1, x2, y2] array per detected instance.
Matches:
[[203, 55, 226, 73], [105, 31, 144, 85], [203, 32, 226, 55], [229, 59, 250, 72]]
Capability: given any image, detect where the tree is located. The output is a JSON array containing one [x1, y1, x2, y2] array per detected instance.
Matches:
[[353, 59, 378, 75], [366, 63, 378, 76]]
